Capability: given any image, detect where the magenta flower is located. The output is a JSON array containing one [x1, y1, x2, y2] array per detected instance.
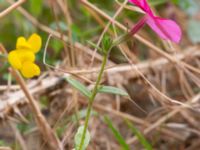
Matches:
[[129, 0, 182, 43]]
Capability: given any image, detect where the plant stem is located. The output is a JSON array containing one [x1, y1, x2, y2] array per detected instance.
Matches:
[[79, 52, 108, 150], [78, 15, 148, 150]]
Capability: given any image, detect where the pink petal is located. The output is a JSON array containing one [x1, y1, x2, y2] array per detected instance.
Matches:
[[146, 16, 182, 43], [129, 0, 153, 16]]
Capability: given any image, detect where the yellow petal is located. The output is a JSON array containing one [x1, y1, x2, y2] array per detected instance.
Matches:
[[20, 62, 41, 78], [17, 49, 35, 63], [27, 33, 42, 53], [16, 37, 32, 50], [8, 50, 22, 69]]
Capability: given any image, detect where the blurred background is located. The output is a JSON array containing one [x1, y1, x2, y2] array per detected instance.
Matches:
[[0, 0, 200, 149]]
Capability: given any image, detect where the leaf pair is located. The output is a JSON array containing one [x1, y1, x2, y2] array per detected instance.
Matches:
[[65, 77, 129, 99]]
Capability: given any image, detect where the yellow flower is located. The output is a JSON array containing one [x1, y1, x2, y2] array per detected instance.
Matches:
[[8, 33, 42, 78]]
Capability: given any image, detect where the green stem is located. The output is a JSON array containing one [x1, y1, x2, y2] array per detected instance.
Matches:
[[78, 52, 108, 150], [78, 15, 148, 150]]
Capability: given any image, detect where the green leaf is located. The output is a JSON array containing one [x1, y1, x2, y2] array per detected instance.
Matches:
[[29, 0, 43, 17], [187, 19, 200, 44], [98, 86, 129, 96], [104, 116, 130, 150], [65, 77, 92, 98], [75, 126, 90, 150], [125, 120, 153, 150]]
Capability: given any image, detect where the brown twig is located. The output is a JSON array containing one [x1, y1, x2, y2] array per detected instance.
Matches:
[[0, 0, 26, 18]]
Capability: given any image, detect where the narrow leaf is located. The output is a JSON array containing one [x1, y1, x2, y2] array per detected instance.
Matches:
[[104, 116, 130, 150], [65, 77, 92, 98], [125, 120, 153, 150], [75, 126, 90, 150], [98, 86, 129, 96]]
